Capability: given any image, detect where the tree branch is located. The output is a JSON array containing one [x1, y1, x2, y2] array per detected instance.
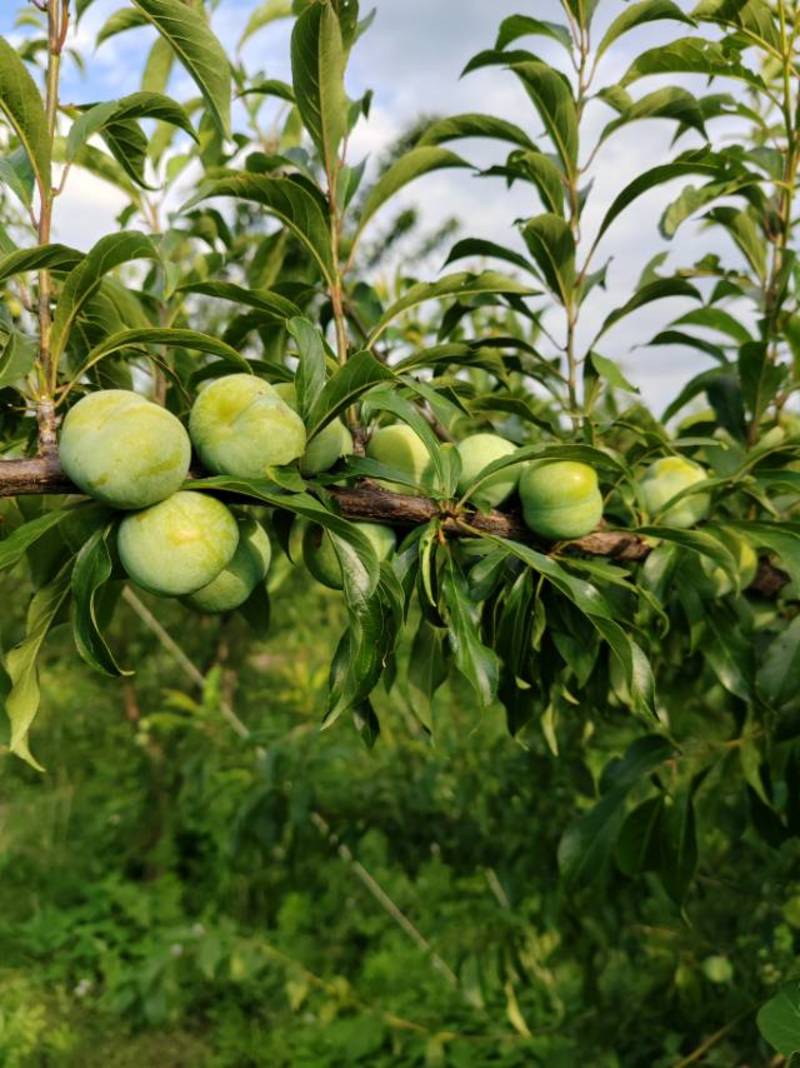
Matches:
[[0, 456, 789, 591]]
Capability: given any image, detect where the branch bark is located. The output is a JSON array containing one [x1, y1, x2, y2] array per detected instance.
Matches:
[[0, 455, 789, 592]]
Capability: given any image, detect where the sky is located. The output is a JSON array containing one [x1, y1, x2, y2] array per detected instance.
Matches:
[[0, 1, 753, 413]]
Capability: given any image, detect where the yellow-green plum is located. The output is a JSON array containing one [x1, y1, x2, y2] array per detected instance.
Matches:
[[118, 490, 239, 596], [699, 535, 758, 597], [303, 521, 396, 590], [274, 382, 353, 475], [641, 456, 710, 528], [456, 432, 518, 508], [189, 374, 306, 477], [184, 516, 272, 613], [59, 389, 191, 509], [519, 461, 603, 540], [366, 424, 433, 493]]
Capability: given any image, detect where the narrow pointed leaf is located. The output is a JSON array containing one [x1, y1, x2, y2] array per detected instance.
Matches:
[[0, 36, 51, 194], [131, 0, 232, 135]]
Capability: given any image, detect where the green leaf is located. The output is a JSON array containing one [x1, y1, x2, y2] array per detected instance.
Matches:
[[418, 113, 534, 151], [599, 87, 707, 145], [444, 237, 536, 277], [74, 326, 250, 380], [694, 0, 781, 54], [597, 0, 695, 58], [758, 616, 800, 710], [595, 155, 723, 244], [356, 147, 470, 240], [441, 556, 499, 707], [195, 173, 335, 282], [367, 271, 536, 346], [0, 35, 51, 195], [521, 214, 575, 305], [130, 0, 232, 136], [0, 331, 35, 389], [177, 280, 301, 321], [511, 61, 578, 176], [291, 1, 348, 172], [307, 349, 394, 437], [559, 789, 629, 887], [0, 509, 76, 573], [590, 352, 640, 393], [705, 205, 767, 279], [757, 983, 800, 1057], [738, 340, 784, 423], [287, 316, 327, 422], [71, 525, 129, 677], [637, 525, 738, 576], [51, 232, 160, 364], [620, 36, 765, 90], [0, 146, 35, 209], [0, 243, 82, 285], [240, 79, 296, 104], [326, 573, 401, 726], [4, 561, 73, 769], [489, 148, 567, 216], [96, 8, 148, 46], [560, 737, 675, 886], [673, 305, 752, 344], [406, 618, 447, 731], [66, 92, 197, 169], [141, 36, 175, 95], [238, 0, 292, 49], [595, 278, 701, 340], [495, 14, 572, 50]]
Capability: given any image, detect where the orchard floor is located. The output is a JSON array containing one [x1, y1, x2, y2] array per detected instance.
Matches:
[[0, 567, 794, 1067]]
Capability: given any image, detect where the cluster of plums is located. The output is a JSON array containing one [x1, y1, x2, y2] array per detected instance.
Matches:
[[58, 374, 750, 613]]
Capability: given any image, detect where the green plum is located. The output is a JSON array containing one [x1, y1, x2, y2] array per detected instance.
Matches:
[[59, 389, 191, 509], [456, 432, 518, 508], [519, 461, 603, 540], [303, 521, 396, 590], [641, 456, 710, 528], [184, 516, 272, 613], [274, 382, 353, 475], [118, 490, 239, 596], [698, 535, 758, 597], [189, 374, 306, 477], [366, 424, 433, 493]]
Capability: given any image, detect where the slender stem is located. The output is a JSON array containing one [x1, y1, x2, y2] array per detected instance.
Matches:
[[755, 0, 799, 443], [564, 15, 593, 429], [326, 149, 362, 442], [34, 0, 67, 453]]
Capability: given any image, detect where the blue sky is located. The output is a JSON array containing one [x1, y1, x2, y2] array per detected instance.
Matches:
[[1, 1, 751, 413]]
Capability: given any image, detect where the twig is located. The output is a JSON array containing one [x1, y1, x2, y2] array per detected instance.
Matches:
[[309, 810, 460, 990], [0, 456, 790, 592]]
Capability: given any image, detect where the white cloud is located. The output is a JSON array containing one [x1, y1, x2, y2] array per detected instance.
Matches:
[[3, 0, 758, 413]]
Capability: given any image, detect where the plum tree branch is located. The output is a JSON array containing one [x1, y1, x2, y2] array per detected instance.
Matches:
[[0, 456, 790, 591]]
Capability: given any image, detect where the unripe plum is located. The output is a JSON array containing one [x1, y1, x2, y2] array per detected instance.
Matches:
[[366, 424, 432, 493], [189, 374, 306, 477], [303, 520, 396, 590], [519, 460, 603, 540], [59, 389, 191, 509], [118, 490, 239, 596], [699, 535, 758, 597], [185, 516, 272, 613], [274, 382, 353, 475], [456, 432, 518, 508], [641, 456, 710, 528]]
